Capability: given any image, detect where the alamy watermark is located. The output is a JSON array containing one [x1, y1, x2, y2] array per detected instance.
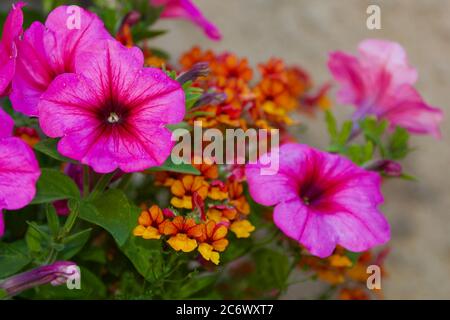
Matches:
[[171, 121, 280, 175]]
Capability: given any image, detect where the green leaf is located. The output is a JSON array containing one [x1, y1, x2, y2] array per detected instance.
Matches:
[[34, 139, 76, 163], [25, 222, 49, 254], [325, 110, 338, 139], [338, 121, 353, 145], [120, 236, 164, 282], [345, 250, 361, 266], [0, 240, 31, 278], [178, 273, 218, 299], [60, 229, 92, 260], [32, 169, 80, 204], [249, 248, 290, 291], [132, 25, 167, 42], [167, 122, 191, 132], [79, 190, 136, 246], [146, 156, 201, 175], [46, 204, 60, 237], [184, 85, 204, 110], [387, 127, 410, 160]]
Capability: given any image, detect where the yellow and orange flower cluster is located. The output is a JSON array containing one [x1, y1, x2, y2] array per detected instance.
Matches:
[[135, 162, 255, 265], [179, 47, 329, 130], [299, 247, 389, 300]]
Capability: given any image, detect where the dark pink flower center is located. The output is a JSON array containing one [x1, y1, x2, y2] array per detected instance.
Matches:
[[97, 99, 130, 126], [299, 182, 323, 206]]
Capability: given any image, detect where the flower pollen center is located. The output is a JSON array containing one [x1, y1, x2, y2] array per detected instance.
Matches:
[[107, 112, 121, 124]]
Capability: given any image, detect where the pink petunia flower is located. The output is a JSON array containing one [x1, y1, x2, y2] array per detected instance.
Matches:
[[328, 39, 443, 138], [0, 108, 40, 237], [151, 0, 222, 41], [245, 143, 390, 258], [38, 40, 185, 173], [11, 5, 112, 116], [0, 2, 24, 97]]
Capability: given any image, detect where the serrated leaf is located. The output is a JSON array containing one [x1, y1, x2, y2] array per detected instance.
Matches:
[[32, 169, 80, 204]]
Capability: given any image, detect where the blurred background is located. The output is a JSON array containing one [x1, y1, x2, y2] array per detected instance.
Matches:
[[153, 0, 449, 300], [2, 0, 449, 299]]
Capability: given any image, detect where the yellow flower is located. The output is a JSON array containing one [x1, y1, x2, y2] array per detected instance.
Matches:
[[170, 175, 209, 209], [197, 221, 229, 265], [208, 187, 228, 201], [198, 243, 220, 265], [230, 220, 255, 238], [133, 205, 167, 240], [206, 207, 237, 223], [133, 225, 161, 240], [328, 254, 353, 268], [167, 234, 198, 253]]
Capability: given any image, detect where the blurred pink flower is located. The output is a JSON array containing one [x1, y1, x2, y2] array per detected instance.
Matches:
[[0, 2, 24, 97], [328, 39, 443, 138], [245, 143, 390, 258], [151, 0, 222, 40], [38, 40, 185, 173], [0, 108, 40, 237], [11, 5, 112, 116]]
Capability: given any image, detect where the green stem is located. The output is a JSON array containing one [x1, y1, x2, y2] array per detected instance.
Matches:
[[83, 166, 90, 198], [117, 173, 132, 191], [44, 202, 80, 265], [88, 172, 116, 200]]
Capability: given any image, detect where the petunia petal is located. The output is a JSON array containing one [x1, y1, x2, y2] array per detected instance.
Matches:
[[0, 137, 40, 210]]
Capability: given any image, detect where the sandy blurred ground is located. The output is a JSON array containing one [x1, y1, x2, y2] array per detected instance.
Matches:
[[152, 0, 450, 299]]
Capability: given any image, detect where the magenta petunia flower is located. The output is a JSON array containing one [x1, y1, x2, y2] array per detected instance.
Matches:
[[245, 143, 390, 258], [328, 39, 443, 138], [10, 5, 112, 116], [38, 40, 185, 173], [0, 2, 24, 97], [151, 0, 222, 41], [0, 108, 40, 237]]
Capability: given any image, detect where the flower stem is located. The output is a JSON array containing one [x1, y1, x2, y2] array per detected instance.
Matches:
[[82, 166, 90, 198], [88, 171, 116, 201]]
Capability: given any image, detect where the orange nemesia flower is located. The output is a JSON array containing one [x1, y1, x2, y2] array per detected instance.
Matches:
[[197, 220, 229, 265], [133, 205, 167, 240], [161, 216, 204, 252], [170, 175, 209, 209]]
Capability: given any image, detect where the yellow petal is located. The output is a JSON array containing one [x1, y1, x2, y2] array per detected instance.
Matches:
[[142, 226, 161, 240], [171, 180, 185, 197], [198, 243, 214, 261], [230, 220, 255, 238], [167, 234, 197, 252], [133, 225, 146, 237], [182, 175, 194, 191], [210, 251, 220, 265], [329, 254, 353, 268], [213, 225, 228, 241], [170, 197, 185, 209], [208, 187, 229, 201]]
